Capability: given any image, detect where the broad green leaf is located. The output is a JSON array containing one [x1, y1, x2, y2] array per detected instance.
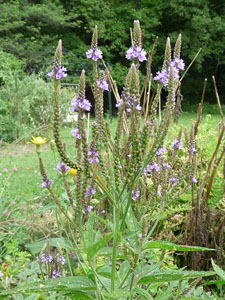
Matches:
[[0, 276, 96, 295], [96, 247, 125, 259], [102, 289, 131, 299], [86, 233, 113, 258], [205, 279, 225, 285], [138, 270, 215, 284], [34, 203, 57, 213], [143, 241, 215, 252], [211, 259, 225, 281], [135, 287, 154, 299], [25, 238, 71, 255], [65, 292, 94, 300]]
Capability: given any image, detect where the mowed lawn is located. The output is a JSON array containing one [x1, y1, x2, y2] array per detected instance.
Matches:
[[0, 113, 222, 205]]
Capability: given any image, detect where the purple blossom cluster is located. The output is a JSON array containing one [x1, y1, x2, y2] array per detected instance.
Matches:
[[37, 253, 53, 264], [86, 187, 96, 197], [143, 162, 161, 176], [52, 269, 61, 278], [162, 162, 171, 169], [57, 256, 66, 265], [86, 47, 103, 61], [97, 78, 109, 91], [87, 205, 93, 213], [71, 95, 91, 112], [48, 66, 67, 80], [156, 147, 167, 156], [116, 90, 141, 113], [169, 177, 179, 186], [88, 147, 99, 164], [190, 143, 197, 157], [154, 58, 185, 87], [170, 139, 183, 150], [56, 161, 70, 172], [71, 128, 81, 139], [126, 46, 147, 62], [41, 178, 53, 189], [132, 189, 140, 200]]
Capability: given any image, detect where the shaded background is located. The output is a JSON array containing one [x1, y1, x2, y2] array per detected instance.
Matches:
[[0, 0, 224, 112]]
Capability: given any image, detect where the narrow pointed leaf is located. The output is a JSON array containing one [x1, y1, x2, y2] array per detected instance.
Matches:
[[143, 241, 215, 252]]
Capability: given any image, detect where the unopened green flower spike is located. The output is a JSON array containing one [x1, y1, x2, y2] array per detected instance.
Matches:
[[174, 33, 182, 60], [54, 39, 62, 69], [91, 25, 98, 49], [162, 37, 171, 70], [133, 20, 142, 47]]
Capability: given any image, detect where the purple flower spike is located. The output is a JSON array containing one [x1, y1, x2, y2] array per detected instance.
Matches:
[[87, 205, 93, 213], [192, 177, 197, 183], [52, 269, 61, 278], [156, 147, 167, 156], [88, 146, 99, 164], [48, 66, 67, 80], [171, 58, 185, 70], [86, 187, 96, 197], [169, 177, 178, 186], [97, 78, 109, 91], [57, 256, 66, 265], [86, 48, 103, 61], [56, 161, 70, 172], [126, 46, 147, 62], [71, 128, 81, 139], [170, 139, 183, 150], [41, 178, 53, 189], [71, 96, 91, 112], [132, 189, 140, 200]]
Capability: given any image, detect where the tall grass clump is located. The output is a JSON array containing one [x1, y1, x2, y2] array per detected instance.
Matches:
[[1, 21, 224, 299]]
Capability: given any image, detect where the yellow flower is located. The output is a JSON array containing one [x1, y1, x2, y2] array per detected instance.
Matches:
[[29, 136, 47, 146], [67, 168, 77, 176]]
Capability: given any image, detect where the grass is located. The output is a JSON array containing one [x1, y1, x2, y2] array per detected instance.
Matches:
[[0, 113, 222, 205]]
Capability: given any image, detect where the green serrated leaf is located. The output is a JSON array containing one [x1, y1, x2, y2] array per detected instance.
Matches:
[[143, 241, 215, 252], [138, 270, 215, 284], [65, 291, 94, 300], [86, 233, 113, 258], [25, 238, 71, 255], [0, 276, 96, 295], [211, 259, 225, 281], [135, 287, 154, 299]]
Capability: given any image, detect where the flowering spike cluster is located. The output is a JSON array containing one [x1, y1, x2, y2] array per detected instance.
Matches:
[[163, 37, 171, 70], [116, 64, 141, 113], [97, 71, 109, 91], [54, 40, 62, 69], [154, 35, 185, 87], [174, 33, 182, 60], [88, 144, 99, 164], [48, 40, 67, 80], [133, 20, 142, 47], [41, 178, 53, 188], [126, 20, 146, 62], [86, 25, 103, 61], [71, 70, 91, 112]]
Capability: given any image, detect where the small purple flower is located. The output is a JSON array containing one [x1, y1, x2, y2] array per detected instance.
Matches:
[[162, 162, 171, 169], [126, 46, 147, 62], [71, 128, 81, 139], [86, 48, 103, 61], [87, 205, 93, 213], [57, 256, 66, 265], [170, 139, 183, 150], [97, 78, 109, 91], [71, 96, 91, 112], [190, 144, 197, 156], [12, 166, 18, 172], [0, 271, 3, 277], [156, 147, 167, 156], [52, 269, 61, 278], [171, 58, 185, 70], [132, 189, 140, 200], [88, 147, 99, 164], [41, 178, 53, 189], [169, 177, 178, 186], [146, 162, 161, 173], [86, 187, 96, 197], [19, 205, 25, 210], [48, 66, 67, 80], [138, 233, 142, 238], [3, 209, 9, 216], [192, 177, 197, 183], [56, 161, 70, 172]]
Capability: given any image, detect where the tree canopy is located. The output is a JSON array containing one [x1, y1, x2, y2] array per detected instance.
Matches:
[[0, 0, 224, 104]]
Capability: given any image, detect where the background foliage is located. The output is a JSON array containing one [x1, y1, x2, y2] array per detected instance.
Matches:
[[0, 0, 224, 104]]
